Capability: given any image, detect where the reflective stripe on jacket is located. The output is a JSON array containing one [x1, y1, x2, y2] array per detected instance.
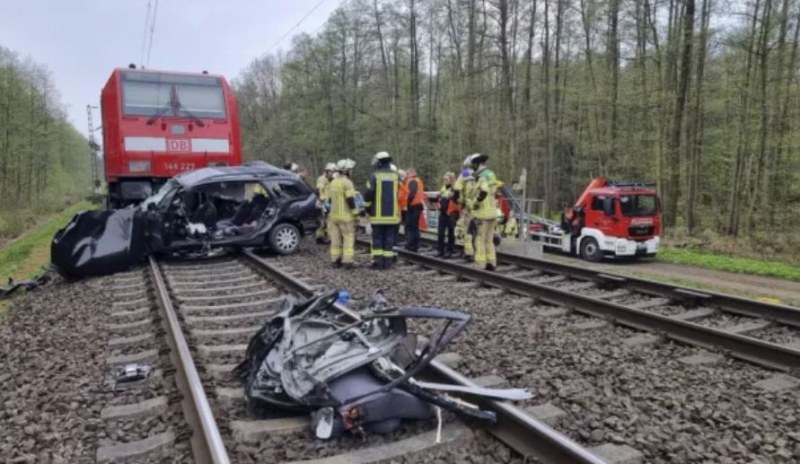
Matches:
[[473, 168, 499, 220], [328, 176, 357, 221], [316, 175, 330, 201], [453, 174, 476, 209], [364, 169, 400, 224]]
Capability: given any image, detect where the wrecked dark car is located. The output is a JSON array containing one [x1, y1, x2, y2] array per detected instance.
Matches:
[[52, 163, 321, 278], [234, 291, 530, 439]]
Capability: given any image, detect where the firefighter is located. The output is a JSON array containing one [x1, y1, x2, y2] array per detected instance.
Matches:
[[315, 163, 336, 244], [327, 159, 359, 269], [453, 156, 476, 261], [437, 172, 459, 258], [403, 167, 425, 252], [468, 153, 499, 271], [364, 152, 401, 269]]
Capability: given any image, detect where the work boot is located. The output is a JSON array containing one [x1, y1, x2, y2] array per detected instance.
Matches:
[[485, 263, 496, 272], [332, 259, 342, 268], [316, 237, 329, 245], [464, 255, 473, 263]]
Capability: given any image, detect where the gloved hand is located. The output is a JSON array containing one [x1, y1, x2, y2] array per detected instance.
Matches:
[[461, 167, 470, 177]]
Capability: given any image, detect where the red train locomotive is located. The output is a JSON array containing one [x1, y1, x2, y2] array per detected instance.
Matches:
[[101, 67, 242, 207]]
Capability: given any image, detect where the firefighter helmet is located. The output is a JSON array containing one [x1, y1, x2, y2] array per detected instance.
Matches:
[[324, 162, 336, 171], [372, 151, 392, 165], [336, 159, 356, 171]]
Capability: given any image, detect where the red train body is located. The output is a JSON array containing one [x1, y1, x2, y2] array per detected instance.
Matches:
[[101, 67, 242, 207]]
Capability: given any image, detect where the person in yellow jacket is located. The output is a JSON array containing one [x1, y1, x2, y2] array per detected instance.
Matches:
[[327, 159, 359, 269], [316, 162, 336, 244], [467, 153, 499, 271], [453, 156, 477, 261]]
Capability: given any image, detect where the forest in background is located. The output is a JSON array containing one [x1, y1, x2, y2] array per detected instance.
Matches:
[[0, 45, 93, 239], [234, 0, 800, 257]]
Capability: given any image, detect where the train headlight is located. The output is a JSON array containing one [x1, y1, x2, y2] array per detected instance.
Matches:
[[128, 161, 151, 173], [209, 162, 229, 167]]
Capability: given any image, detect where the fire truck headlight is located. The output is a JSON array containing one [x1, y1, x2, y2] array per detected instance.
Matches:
[[129, 161, 152, 173]]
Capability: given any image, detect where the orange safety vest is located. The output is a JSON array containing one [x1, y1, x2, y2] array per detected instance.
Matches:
[[405, 176, 426, 206], [398, 181, 409, 212]]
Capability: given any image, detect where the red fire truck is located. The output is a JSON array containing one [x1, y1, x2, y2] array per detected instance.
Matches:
[[529, 178, 662, 261], [101, 67, 242, 207]]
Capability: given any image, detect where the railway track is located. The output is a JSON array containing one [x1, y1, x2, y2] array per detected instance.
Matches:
[[375, 236, 800, 371], [97, 251, 609, 463]]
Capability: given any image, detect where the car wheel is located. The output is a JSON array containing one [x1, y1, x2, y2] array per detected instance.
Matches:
[[580, 237, 603, 262], [269, 223, 300, 254]]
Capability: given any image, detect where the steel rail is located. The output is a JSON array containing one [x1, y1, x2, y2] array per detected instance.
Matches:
[[148, 257, 231, 464], [417, 235, 800, 326], [240, 249, 607, 464], [378, 244, 800, 371]]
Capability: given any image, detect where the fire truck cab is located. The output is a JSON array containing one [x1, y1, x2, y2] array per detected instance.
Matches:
[[530, 178, 661, 261]]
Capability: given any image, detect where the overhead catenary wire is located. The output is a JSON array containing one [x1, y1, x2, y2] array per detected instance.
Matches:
[[139, 0, 153, 67], [265, 0, 331, 54], [145, 0, 160, 67]]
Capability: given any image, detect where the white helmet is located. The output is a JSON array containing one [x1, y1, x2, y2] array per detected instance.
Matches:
[[372, 151, 392, 165], [336, 158, 356, 171], [398, 169, 407, 180], [390, 163, 398, 172], [465, 153, 488, 166], [324, 162, 336, 171]]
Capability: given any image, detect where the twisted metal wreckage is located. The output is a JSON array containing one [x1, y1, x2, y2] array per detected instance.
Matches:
[[234, 291, 531, 439]]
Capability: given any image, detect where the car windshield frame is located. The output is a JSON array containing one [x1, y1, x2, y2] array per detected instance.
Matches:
[[618, 194, 658, 217]]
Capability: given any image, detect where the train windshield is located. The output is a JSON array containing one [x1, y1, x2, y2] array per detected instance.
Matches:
[[618, 194, 658, 217], [121, 72, 226, 119]]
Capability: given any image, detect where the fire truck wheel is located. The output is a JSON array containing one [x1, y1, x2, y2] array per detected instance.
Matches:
[[269, 223, 301, 255], [580, 237, 603, 262]]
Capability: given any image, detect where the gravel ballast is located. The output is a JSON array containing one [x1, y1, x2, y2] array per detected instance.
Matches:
[[274, 243, 800, 463]]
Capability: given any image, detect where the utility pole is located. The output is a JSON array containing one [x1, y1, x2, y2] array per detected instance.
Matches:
[[86, 105, 101, 193]]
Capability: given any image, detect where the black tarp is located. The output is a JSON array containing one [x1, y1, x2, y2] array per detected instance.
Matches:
[[51, 208, 146, 278]]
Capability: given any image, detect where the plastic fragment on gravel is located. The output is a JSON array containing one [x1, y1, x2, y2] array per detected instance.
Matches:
[[571, 320, 609, 331], [197, 344, 247, 357], [622, 334, 661, 348], [589, 443, 644, 464], [538, 307, 569, 317], [753, 374, 800, 392], [471, 374, 509, 388], [101, 396, 167, 419], [435, 352, 463, 369], [671, 307, 716, 321], [724, 320, 772, 335], [105, 318, 152, 331], [677, 353, 723, 366], [96, 431, 175, 463], [283, 422, 471, 464], [106, 349, 159, 366], [108, 332, 154, 348], [231, 417, 310, 442], [526, 403, 566, 427]]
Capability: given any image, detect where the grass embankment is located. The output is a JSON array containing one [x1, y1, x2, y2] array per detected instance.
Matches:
[[0, 201, 93, 320], [657, 247, 800, 282]]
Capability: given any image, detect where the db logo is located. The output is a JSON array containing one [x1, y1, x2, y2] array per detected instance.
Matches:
[[167, 139, 190, 152]]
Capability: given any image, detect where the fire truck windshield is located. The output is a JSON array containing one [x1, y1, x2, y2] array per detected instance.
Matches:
[[619, 194, 657, 217], [121, 72, 226, 119]]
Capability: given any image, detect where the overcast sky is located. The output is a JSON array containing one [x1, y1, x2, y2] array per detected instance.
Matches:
[[0, 0, 340, 138]]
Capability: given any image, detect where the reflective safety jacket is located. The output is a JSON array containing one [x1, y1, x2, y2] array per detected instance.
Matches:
[[398, 181, 409, 212], [473, 168, 500, 220], [316, 174, 331, 201], [364, 169, 400, 224], [328, 176, 358, 222], [438, 185, 460, 216], [453, 173, 476, 210], [405, 175, 426, 207]]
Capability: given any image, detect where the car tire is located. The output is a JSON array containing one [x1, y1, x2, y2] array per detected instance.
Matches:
[[580, 237, 603, 262], [269, 223, 301, 255]]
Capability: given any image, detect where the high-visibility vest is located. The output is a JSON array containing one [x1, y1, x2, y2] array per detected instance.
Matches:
[[439, 185, 460, 216], [405, 176, 426, 206], [398, 181, 409, 212], [365, 170, 400, 224], [474, 168, 499, 220], [316, 174, 330, 201], [328, 176, 357, 221]]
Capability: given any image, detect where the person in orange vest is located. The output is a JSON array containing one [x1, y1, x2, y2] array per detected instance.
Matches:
[[403, 167, 425, 252], [436, 172, 459, 258]]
